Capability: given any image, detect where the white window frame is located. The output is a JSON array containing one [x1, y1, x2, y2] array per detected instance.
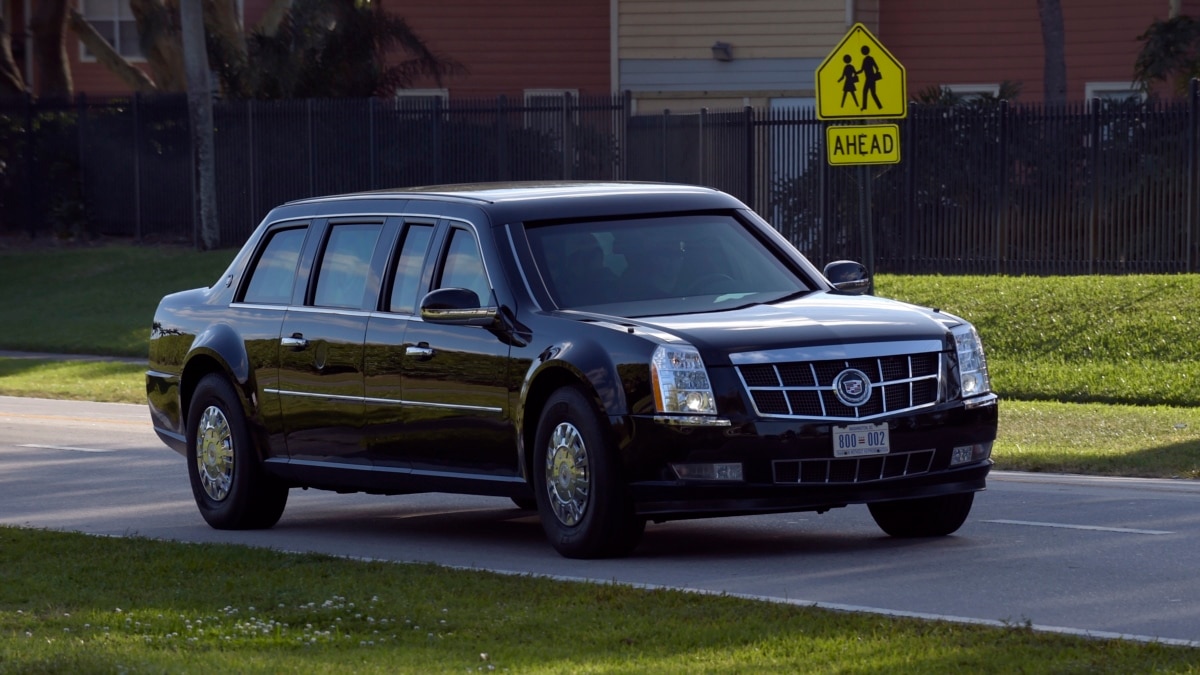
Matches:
[[394, 88, 449, 109], [1084, 82, 1145, 106], [943, 84, 1001, 101], [523, 88, 580, 129], [78, 0, 145, 62]]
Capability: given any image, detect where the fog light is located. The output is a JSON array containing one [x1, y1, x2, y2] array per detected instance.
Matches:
[[951, 442, 993, 466], [671, 462, 744, 481]]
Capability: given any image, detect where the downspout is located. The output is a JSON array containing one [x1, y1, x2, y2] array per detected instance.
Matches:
[[23, 0, 32, 85], [610, 0, 619, 93]]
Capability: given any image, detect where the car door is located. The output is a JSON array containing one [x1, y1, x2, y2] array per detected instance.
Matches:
[[277, 218, 394, 467], [393, 220, 518, 478], [362, 218, 437, 474], [232, 222, 312, 454]]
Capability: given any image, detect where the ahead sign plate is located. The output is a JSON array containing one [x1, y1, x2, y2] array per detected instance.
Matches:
[[826, 124, 901, 165]]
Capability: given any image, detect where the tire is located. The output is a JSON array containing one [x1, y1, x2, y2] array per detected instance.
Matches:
[[533, 386, 645, 559], [186, 374, 288, 530], [868, 492, 975, 537]]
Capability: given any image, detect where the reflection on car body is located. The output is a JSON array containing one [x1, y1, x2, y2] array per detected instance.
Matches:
[[147, 182, 998, 558]]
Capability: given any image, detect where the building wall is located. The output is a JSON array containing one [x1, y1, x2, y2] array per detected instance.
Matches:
[[397, 0, 611, 98], [880, 0, 1200, 104], [47, 0, 609, 99], [619, 0, 856, 112]]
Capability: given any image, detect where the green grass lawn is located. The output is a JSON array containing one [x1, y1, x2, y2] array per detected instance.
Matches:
[[1, 243, 1199, 478], [1, 243, 1198, 669], [0, 244, 236, 357], [3, 527, 1197, 674]]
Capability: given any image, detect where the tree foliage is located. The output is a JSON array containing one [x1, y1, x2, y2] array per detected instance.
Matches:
[[1134, 14, 1200, 96], [15, 0, 463, 100], [222, 0, 463, 99]]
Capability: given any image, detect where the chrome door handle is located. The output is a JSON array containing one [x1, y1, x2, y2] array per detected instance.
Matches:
[[405, 345, 434, 358], [281, 334, 308, 350]]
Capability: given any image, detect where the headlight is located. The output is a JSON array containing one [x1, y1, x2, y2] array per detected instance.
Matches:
[[651, 345, 717, 415], [952, 324, 991, 397]]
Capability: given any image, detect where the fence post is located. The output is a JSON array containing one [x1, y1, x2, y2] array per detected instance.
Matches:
[[497, 95, 508, 182], [368, 97, 377, 190], [995, 99, 1009, 274], [620, 91, 631, 181], [660, 108, 670, 181], [903, 103, 914, 273], [562, 91, 573, 180], [1088, 98, 1101, 274], [247, 99, 255, 229], [307, 99, 315, 196], [699, 107, 707, 186], [1189, 78, 1198, 272], [75, 93, 88, 238], [133, 92, 143, 242], [744, 106, 754, 206], [22, 92, 34, 238]]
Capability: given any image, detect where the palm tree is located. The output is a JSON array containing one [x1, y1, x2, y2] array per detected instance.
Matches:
[[1037, 0, 1067, 106]]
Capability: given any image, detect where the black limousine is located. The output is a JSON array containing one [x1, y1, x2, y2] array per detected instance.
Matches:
[[147, 182, 998, 558]]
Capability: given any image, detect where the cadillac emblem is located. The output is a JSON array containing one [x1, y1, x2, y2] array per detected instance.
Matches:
[[833, 368, 872, 407]]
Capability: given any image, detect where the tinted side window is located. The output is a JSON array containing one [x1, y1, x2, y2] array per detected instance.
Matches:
[[388, 224, 434, 314], [242, 227, 307, 305], [313, 223, 384, 309], [437, 228, 491, 305]]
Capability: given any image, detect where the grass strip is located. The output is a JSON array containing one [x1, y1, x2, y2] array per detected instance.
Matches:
[[1, 527, 1196, 674], [0, 244, 236, 357], [0, 358, 146, 403], [3, 360, 1199, 479]]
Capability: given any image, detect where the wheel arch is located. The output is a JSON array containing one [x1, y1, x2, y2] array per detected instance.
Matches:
[[180, 324, 256, 441], [520, 360, 629, 485]]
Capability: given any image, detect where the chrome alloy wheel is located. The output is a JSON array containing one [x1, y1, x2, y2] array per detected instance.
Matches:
[[544, 421, 590, 526], [195, 405, 234, 502]]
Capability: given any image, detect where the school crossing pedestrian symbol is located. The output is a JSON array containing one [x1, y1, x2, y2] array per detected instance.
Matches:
[[815, 23, 906, 165], [815, 23, 906, 120]]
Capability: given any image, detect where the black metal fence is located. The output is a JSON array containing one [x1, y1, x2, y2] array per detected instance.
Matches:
[[2, 87, 1197, 274]]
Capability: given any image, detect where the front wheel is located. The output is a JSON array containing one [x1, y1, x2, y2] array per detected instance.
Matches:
[[186, 374, 288, 530], [533, 386, 645, 559], [868, 492, 974, 537]]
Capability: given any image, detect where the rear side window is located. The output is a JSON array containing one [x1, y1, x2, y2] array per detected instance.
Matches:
[[388, 223, 434, 314], [242, 227, 307, 305], [313, 223, 384, 309]]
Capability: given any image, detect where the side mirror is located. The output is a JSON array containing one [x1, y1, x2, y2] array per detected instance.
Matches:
[[823, 260, 872, 295], [420, 288, 499, 326]]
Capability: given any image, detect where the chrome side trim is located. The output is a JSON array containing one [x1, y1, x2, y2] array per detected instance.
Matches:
[[264, 389, 363, 403], [265, 388, 502, 413]]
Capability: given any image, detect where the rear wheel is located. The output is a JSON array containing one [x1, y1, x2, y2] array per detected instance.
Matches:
[[868, 492, 974, 537], [533, 386, 645, 558], [187, 374, 288, 529]]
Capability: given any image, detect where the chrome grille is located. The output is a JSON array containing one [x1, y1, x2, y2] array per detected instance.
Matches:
[[773, 449, 937, 484], [736, 351, 941, 421]]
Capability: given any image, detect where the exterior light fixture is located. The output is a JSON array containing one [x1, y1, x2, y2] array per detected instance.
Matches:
[[711, 41, 733, 62]]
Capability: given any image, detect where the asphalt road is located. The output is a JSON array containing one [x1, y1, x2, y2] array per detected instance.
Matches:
[[2, 395, 1198, 647]]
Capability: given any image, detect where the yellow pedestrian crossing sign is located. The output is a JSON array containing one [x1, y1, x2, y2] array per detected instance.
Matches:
[[815, 23, 907, 120]]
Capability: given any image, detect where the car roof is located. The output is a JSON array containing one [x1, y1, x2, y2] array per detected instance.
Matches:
[[276, 181, 748, 223]]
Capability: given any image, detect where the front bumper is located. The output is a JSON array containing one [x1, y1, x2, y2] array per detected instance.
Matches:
[[619, 394, 998, 520]]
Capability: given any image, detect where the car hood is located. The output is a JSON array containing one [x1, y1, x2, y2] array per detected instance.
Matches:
[[629, 292, 959, 361]]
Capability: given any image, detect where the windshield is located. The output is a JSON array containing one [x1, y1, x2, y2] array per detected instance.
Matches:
[[524, 213, 812, 315]]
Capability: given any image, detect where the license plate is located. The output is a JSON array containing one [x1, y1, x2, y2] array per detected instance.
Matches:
[[832, 423, 890, 457]]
